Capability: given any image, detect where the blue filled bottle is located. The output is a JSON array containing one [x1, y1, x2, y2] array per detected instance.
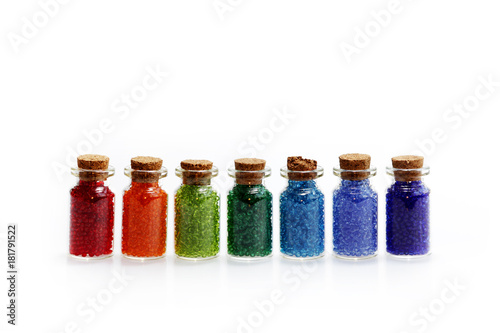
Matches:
[[332, 154, 378, 260], [280, 156, 325, 259]]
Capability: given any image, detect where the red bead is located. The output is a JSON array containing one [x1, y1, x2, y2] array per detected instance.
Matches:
[[70, 180, 115, 257]]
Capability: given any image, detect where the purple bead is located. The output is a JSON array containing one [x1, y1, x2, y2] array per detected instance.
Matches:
[[386, 181, 430, 256]]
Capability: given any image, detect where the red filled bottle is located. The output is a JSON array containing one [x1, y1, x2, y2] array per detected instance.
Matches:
[[70, 154, 115, 259]]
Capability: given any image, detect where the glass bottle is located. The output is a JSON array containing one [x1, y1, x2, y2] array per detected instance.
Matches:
[[174, 159, 220, 260], [386, 155, 430, 258], [280, 156, 325, 259], [70, 154, 115, 259], [332, 154, 378, 260], [227, 158, 272, 259], [122, 156, 168, 260]]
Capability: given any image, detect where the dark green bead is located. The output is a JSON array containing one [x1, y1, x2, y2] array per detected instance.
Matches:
[[227, 184, 272, 257]]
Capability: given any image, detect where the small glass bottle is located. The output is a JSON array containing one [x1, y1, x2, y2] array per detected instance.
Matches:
[[174, 159, 220, 260], [332, 154, 378, 260], [386, 155, 430, 258], [122, 156, 168, 260], [280, 156, 325, 259], [227, 158, 272, 259], [70, 154, 115, 259]]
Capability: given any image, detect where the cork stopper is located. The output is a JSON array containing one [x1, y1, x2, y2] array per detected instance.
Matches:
[[234, 158, 266, 185], [130, 156, 163, 183], [287, 156, 317, 181], [77, 154, 110, 181], [392, 155, 424, 181], [180, 159, 214, 185], [339, 153, 371, 180]]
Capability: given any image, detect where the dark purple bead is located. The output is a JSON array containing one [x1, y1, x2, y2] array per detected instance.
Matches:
[[386, 180, 430, 256]]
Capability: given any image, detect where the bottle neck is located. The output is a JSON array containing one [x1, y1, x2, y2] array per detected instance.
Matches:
[[392, 180, 425, 191], [287, 179, 317, 189], [78, 179, 105, 186], [131, 181, 160, 188], [235, 178, 263, 185], [182, 177, 211, 186], [235, 178, 264, 186], [394, 179, 423, 186], [340, 179, 370, 187], [235, 182, 264, 188]]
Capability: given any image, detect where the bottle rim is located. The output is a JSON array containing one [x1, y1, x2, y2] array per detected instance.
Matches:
[[175, 166, 219, 178], [280, 165, 324, 179], [70, 166, 115, 178], [386, 166, 430, 177], [227, 166, 271, 179], [333, 166, 377, 178], [124, 166, 168, 179]]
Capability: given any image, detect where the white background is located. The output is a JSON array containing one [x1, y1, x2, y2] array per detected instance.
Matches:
[[1, 1, 499, 332]]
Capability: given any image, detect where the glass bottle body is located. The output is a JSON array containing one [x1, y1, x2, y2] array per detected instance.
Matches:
[[70, 178, 115, 259], [280, 180, 325, 259], [174, 166, 220, 260], [174, 184, 220, 259], [332, 178, 378, 259], [122, 170, 168, 260], [227, 181, 273, 259], [386, 180, 430, 257]]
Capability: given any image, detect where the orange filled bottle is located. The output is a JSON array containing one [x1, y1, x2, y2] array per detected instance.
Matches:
[[122, 156, 168, 259]]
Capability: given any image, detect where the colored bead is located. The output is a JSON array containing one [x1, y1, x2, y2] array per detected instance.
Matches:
[[333, 179, 378, 258], [280, 180, 325, 258], [70, 180, 115, 258], [122, 182, 167, 258], [386, 181, 430, 255], [227, 184, 272, 258], [174, 185, 220, 258]]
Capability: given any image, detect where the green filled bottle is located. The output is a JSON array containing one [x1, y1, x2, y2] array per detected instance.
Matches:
[[227, 158, 272, 259], [174, 159, 220, 259]]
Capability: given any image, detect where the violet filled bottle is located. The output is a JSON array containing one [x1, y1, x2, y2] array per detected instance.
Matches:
[[333, 154, 378, 259], [386, 155, 430, 257]]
